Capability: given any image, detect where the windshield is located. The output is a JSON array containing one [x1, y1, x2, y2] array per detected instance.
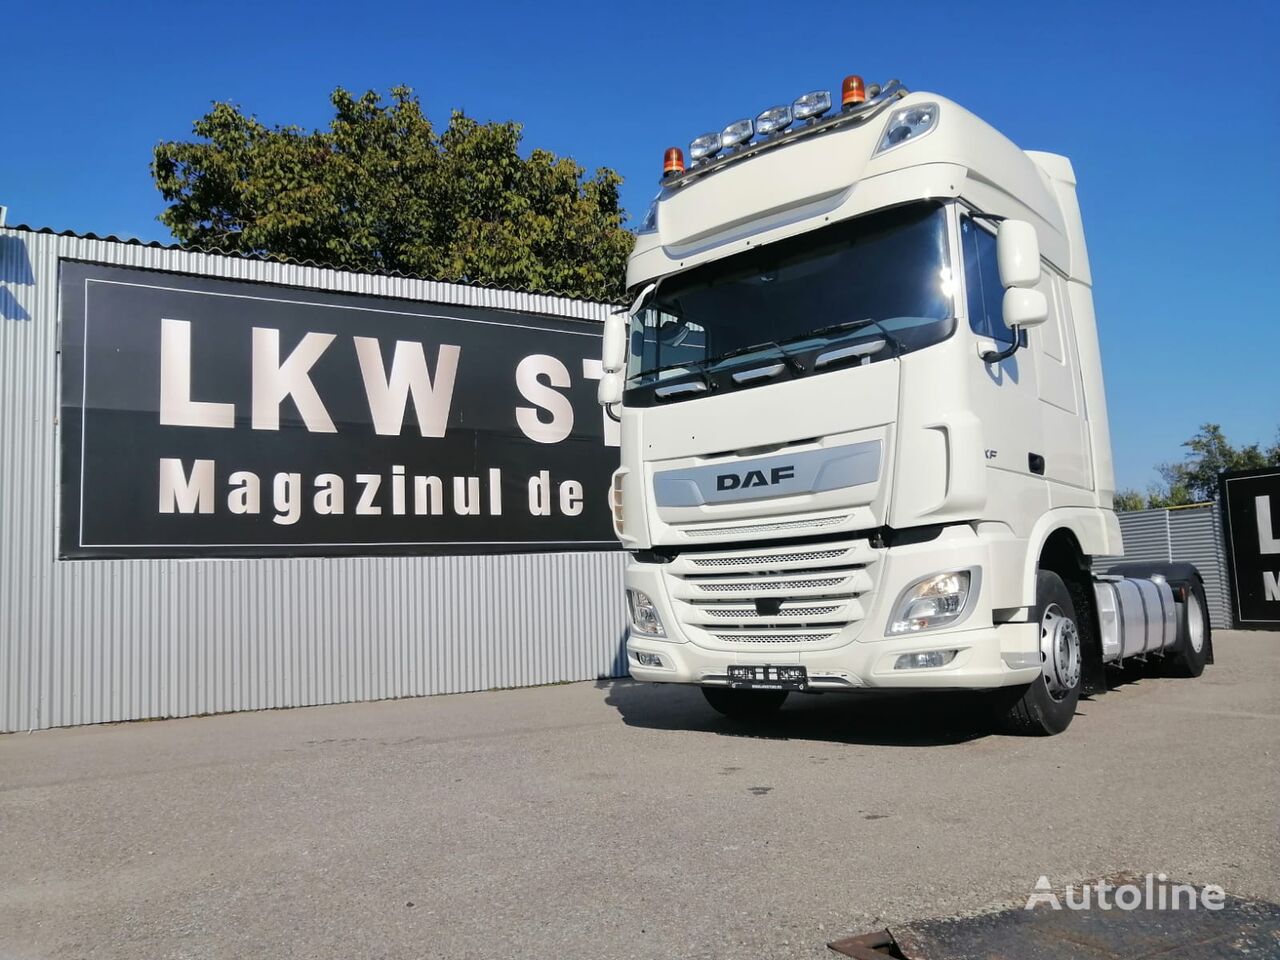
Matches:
[[626, 201, 955, 390]]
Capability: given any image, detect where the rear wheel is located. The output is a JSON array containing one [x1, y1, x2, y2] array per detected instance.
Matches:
[[998, 570, 1083, 736], [701, 686, 789, 719], [1165, 579, 1210, 678]]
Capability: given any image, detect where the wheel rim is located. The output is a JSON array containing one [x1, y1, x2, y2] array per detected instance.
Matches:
[[1187, 593, 1205, 653], [1040, 603, 1081, 701]]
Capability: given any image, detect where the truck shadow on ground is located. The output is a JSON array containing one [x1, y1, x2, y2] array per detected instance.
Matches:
[[597, 679, 1071, 747]]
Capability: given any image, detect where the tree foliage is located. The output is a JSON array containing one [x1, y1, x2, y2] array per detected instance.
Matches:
[[1114, 422, 1280, 511], [152, 86, 634, 301], [1112, 489, 1150, 512]]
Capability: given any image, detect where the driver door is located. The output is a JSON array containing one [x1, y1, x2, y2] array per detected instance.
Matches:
[[959, 213, 1048, 536]]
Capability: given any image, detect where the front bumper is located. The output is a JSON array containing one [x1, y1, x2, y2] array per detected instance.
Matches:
[[623, 525, 1041, 691], [627, 623, 1038, 689]]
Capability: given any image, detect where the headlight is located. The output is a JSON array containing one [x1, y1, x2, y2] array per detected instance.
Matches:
[[627, 589, 666, 637], [887, 569, 976, 635], [874, 102, 939, 156]]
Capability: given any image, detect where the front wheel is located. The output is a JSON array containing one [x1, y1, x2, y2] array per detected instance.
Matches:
[[701, 686, 789, 720], [997, 570, 1083, 736]]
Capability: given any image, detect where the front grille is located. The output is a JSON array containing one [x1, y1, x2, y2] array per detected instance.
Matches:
[[703, 604, 842, 619], [713, 633, 836, 644], [682, 514, 847, 537], [690, 548, 846, 567], [694, 575, 850, 592], [663, 537, 880, 649]]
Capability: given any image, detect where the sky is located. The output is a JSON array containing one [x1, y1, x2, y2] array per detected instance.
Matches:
[[2, 0, 1277, 492]]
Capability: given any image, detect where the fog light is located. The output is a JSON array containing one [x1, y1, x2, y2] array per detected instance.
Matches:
[[627, 589, 666, 637], [634, 652, 664, 668], [894, 650, 958, 670]]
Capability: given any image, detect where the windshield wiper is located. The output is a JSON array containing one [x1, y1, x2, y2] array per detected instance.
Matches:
[[788, 317, 903, 355], [635, 338, 801, 387], [643, 356, 713, 378], [714, 340, 806, 373], [634, 317, 901, 387], [633, 356, 715, 392]]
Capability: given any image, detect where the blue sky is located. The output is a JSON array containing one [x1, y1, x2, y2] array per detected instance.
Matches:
[[3, 0, 1277, 491]]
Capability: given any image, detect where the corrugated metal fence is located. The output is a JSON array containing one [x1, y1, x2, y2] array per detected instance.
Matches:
[[1095, 504, 1233, 629], [0, 228, 627, 733]]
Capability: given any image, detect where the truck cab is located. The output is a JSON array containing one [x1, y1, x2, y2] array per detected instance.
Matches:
[[598, 77, 1211, 734]]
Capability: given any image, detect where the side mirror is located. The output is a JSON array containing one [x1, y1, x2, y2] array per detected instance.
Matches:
[[996, 220, 1040, 288], [597, 371, 623, 407], [602, 313, 627, 373], [1003, 288, 1048, 329]]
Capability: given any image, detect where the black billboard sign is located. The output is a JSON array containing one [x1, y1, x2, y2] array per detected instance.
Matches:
[[58, 261, 621, 558], [1219, 468, 1280, 629]]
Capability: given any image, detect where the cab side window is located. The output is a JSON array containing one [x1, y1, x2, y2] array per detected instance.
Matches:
[[961, 216, 1018, 346]]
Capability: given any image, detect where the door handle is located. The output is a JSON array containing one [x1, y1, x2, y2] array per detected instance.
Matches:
[[1029, 453, 1045, 475]]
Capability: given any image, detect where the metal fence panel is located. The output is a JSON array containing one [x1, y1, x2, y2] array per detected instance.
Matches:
[[1094, 504, 1233, 629], [0, 227, 626, 732], [1169, 504, 1232, 630]]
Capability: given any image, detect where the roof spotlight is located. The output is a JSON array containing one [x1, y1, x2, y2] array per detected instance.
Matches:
[[755, 104, 793, 137], [720, 118, 754, 151], [689, 131, 722, 164], [792, 90, 832, 122]]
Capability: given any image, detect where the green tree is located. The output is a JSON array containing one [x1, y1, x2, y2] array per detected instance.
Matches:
[[1158, 422, 1277, 502], [1144, 479, 1195, 509], [1112, 489, 1149, 512], [152, 86, 634, 301], [1114, 422, 1280, 510]]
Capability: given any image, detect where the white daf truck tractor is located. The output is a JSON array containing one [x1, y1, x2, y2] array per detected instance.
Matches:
[[595, 74, 1213, 735]]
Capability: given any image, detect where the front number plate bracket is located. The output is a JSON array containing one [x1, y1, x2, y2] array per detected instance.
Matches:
[[727, 664, 808, 690]]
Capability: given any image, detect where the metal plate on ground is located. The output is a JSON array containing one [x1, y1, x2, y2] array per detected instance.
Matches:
[[829, 878, 1280, 959]]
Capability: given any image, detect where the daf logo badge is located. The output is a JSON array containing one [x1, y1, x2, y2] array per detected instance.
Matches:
[[715, 465, 796, 491]]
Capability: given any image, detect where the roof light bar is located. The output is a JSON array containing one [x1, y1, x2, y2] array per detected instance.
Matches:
[[659, 78, 906, 186]]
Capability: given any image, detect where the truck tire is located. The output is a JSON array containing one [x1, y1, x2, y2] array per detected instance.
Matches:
[[701, 686, 788, 719], [998, 570, 1083, 736], [1164, 578, 1211, 678]]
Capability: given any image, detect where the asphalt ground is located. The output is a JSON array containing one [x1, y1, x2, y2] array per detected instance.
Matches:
[[1, 630, 1277, 960]]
